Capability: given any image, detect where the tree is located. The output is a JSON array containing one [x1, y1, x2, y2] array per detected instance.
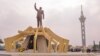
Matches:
[[99, 41, 100, 51], [0, 39, 3, 43]]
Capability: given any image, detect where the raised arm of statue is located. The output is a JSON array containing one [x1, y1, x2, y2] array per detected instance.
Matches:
[[34, 3, 38, 11]]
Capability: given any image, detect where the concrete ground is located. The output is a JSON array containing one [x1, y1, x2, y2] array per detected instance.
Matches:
[[0, 51, 100, 56]]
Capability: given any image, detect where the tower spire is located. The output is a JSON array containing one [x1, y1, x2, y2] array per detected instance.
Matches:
[[81, 5, 83, 16], [79, 5, 85, 23], [79, 5, 86, 52]]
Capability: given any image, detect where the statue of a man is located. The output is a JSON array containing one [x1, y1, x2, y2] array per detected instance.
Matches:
[[34, 3, 44, 27]]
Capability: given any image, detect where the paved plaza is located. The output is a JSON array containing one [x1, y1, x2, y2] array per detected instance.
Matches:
[[0, 51, 100, 56]]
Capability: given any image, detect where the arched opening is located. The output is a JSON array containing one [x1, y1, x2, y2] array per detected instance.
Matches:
[[27, 35, 34, 49]]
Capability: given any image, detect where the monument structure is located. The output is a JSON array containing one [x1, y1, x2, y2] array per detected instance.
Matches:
[[4, 3, 69, 53], [4, 27, 69, 53]]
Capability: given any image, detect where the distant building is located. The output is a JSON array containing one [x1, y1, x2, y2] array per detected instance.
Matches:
[[92, 44, 100, 52]]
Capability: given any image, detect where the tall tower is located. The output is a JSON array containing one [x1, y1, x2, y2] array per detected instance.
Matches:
[[79, 5, 86, 52]]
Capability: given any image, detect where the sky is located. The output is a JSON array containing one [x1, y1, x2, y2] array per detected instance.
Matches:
[[0, 0, 100, 46]]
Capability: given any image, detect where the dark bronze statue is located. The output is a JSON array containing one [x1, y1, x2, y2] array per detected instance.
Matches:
[[34, 3, 44, 27]]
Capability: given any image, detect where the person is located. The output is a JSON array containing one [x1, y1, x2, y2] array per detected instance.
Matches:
[[34, 3, 44, 27]]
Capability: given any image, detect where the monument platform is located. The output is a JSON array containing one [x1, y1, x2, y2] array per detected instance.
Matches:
[[4, 27, 69, 53]]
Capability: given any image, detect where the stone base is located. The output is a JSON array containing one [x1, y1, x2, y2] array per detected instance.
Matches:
[[36, 36, 48, 53]]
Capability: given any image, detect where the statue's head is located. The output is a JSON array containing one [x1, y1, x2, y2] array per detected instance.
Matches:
[[39, 7, 42, 10]]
